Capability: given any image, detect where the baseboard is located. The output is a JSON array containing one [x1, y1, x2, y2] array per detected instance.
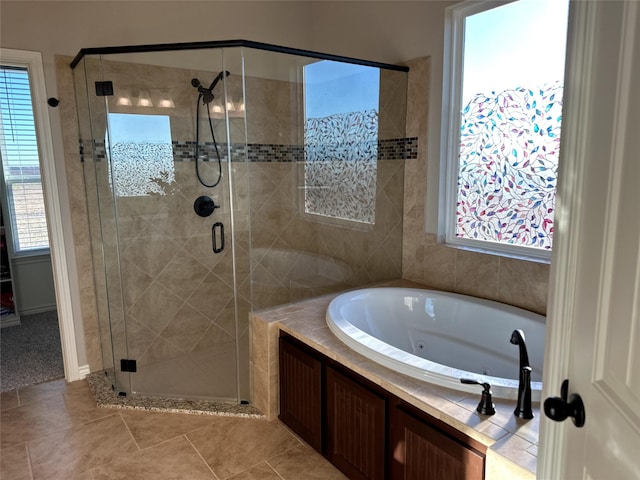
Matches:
[[19, 304, 57, 316], [78, 364, 91, 379], [0, 314, 21, 328]]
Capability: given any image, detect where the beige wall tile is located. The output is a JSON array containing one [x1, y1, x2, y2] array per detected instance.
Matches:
[[421, 244, 457, 291], [455, 249, 500, 301], [498, 258, 550, 315], [251, 362, 269, 417], [83, 328, 104, 372]]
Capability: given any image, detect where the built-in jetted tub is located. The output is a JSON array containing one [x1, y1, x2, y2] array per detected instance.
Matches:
[[326, 288, 545, 400]]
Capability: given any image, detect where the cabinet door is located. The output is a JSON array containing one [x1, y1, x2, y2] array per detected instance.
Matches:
[[278, 335, 323, 451], [390, 407, 484, 480], [326, 366, 386, 480]]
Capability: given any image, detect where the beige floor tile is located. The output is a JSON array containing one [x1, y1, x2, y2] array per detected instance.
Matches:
[[91, 436, 216, 480], [119, 409, 217, 449], [1, 395, 73, 448], [228, 462, 281, 480], [18, 379, 85, 407], [0, 442, 32, 480], [28, 413, 135, 480], [16, 379, 67, 406], [267, 444, 348, 480], [1, 378, 343, 480], [0, 389, 19, 411], [63, 386, 117, 426], [187, 417, 300, 479]]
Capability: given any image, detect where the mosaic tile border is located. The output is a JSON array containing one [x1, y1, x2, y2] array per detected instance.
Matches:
[[79, 137, 418, 163], [86, 371, 264, 418]]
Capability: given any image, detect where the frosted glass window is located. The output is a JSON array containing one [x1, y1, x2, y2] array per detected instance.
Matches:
[[303, 61, 379, 225], [106, 113, 174, 197], [442, 0, 570, 259]]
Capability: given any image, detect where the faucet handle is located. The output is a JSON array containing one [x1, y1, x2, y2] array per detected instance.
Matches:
[[461, 379, 496, 415]]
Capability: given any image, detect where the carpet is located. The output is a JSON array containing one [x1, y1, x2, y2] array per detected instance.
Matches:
[[0, 310, 64, 392]]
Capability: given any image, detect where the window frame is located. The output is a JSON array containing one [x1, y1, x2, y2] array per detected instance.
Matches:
[[440, 0, 558, 262], [0, 61, 50, 256]]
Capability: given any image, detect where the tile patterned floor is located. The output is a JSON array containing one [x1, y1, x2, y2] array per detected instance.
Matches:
[[0, 379, 347, 480]]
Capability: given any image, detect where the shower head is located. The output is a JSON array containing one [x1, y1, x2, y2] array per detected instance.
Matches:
[[208, 70, 231, 91], [192, 71, 230, 104]]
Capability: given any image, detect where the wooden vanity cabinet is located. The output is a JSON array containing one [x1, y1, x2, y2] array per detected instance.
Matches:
[[326, 366, 387, 480], [278, 332, 485, 480], [278, 334, 323, 451], [390, 404, 485, 480]]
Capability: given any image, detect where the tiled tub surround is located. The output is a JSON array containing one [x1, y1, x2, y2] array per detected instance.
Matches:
[[251, 281, 539, 480]]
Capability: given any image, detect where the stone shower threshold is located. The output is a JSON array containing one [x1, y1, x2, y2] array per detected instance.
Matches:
[[86, 371, 264, 418]]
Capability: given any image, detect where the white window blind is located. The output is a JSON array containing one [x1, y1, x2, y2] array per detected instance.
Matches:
[[0, 66, 49, 253]]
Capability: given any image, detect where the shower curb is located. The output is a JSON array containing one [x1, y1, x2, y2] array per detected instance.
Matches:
[[86, 372, 265, 418]]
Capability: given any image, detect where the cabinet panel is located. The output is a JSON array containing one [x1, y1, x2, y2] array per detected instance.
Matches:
[[278, 335, 323, 451], [326, 366, 386, 480], [390, 407, 484, 480]]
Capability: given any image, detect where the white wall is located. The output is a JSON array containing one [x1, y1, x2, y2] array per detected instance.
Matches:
[[12, 255, 57, 315]]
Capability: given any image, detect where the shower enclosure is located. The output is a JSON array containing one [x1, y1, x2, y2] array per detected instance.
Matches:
[[71, 40, 409, 404]]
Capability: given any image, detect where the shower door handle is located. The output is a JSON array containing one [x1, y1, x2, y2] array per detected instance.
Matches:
[[212, 222, 224, 254]]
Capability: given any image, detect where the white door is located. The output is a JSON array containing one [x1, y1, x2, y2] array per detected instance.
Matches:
[[538, 1, 640, 479]]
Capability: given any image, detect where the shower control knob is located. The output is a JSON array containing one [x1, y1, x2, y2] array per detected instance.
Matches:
[[194, 196, 220, 217]]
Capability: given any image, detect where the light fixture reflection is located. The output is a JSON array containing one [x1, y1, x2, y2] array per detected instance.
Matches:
[[116, 88, 132, 106], [158, 96, 175, 108], [137, 90, 153, 107]]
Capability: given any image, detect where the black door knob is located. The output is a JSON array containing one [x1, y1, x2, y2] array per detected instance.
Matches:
[[543, 379, 586, 428]]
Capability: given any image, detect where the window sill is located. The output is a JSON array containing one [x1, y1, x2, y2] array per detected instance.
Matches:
[[11, 249, 51, 262], [442, 239, 551, 265]]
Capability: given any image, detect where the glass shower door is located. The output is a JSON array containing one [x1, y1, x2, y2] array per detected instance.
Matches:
[[80, 47, 248, 402]]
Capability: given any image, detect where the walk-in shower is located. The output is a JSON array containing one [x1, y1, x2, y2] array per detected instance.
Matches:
[[71, 40, 409, 404]]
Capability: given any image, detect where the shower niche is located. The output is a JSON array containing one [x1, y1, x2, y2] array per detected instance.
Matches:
[[72, 40, 409, 404]]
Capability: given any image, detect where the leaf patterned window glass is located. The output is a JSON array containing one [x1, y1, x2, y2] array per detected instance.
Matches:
[[303, 61, 380, 225], [448, 0, 570, 256], [106, 113, 175, 197]]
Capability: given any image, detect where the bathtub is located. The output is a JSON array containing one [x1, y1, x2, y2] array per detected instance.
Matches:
[[326, 288, 545, 400]]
